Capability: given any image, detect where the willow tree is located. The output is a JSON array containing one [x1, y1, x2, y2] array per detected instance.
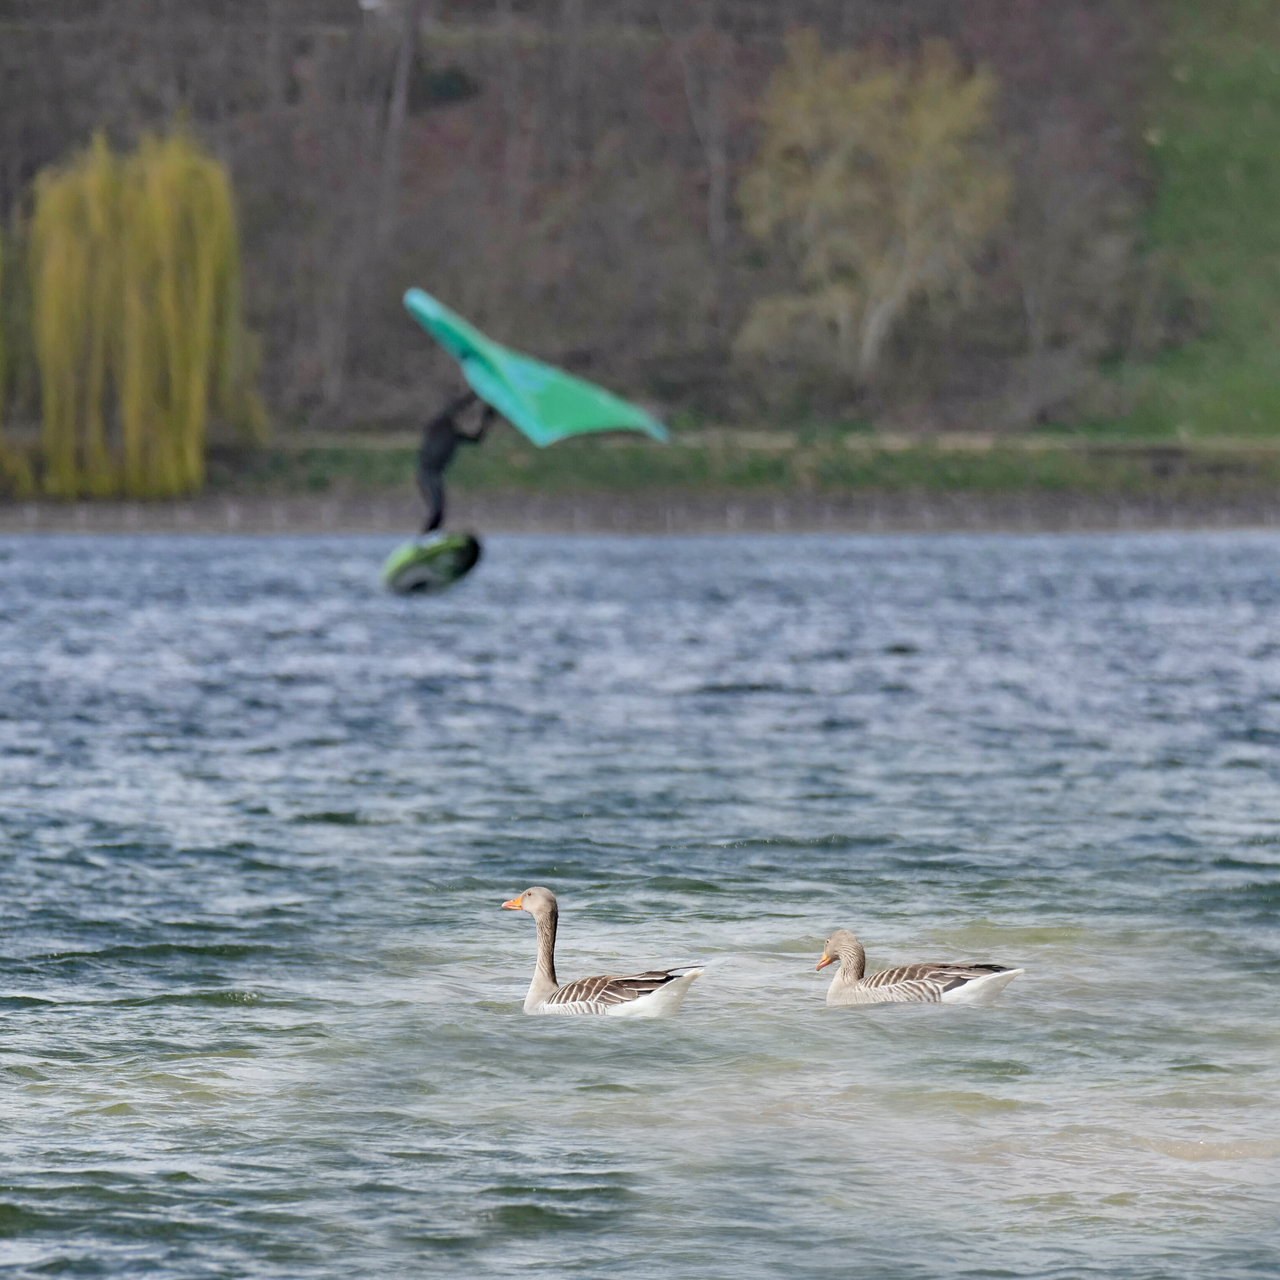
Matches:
[[738, 33, 1011, 382], [29, 131, 265, 498]]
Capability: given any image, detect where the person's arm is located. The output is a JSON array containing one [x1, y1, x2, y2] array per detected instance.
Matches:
[[458, 403, 496, 444], [421, 391, 478, 444]]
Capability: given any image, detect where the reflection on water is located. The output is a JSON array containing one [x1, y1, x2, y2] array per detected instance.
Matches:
[[1, 532, 1278, 1278]]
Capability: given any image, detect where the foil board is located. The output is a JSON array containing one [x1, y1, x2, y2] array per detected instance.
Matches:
[[381, 533, 482, 594]]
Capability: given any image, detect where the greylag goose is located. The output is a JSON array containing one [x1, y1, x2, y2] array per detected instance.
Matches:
[[817, 929, 1023, 1006], [501, 886, 703, 1017]]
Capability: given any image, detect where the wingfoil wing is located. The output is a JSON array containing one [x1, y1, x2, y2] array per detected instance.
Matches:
[[403, 287, 668, 447]]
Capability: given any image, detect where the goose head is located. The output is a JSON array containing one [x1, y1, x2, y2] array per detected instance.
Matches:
[[501, 885, 558, 919], [817, 928, 861, 971]]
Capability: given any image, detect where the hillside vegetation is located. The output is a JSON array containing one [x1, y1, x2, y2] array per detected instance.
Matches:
[[1, 0, 1277, 473], [1119, 0, 1280, 437], [0, 1, 1149, 434]]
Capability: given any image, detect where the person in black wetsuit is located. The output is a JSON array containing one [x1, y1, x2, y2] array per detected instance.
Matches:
[[416, 391, 495, 533]]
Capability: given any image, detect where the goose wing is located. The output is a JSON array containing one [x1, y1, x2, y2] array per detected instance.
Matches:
[[542, 969, 688, 1015], [863, 961, 1013, 1002]]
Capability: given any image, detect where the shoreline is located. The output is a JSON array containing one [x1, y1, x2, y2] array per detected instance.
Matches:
[[4, 488, 1280, 535]]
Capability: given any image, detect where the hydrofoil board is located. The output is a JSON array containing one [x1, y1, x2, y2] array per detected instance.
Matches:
[[381, 532, 481, 594]]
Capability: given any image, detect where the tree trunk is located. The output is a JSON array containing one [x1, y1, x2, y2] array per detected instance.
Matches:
[[498, 0, 528, 221], [376, 0, 425, 248], [560, 0, 585, 175], [265, 0, 286, 108], [857, 282, 911, 380], [669, 10, 731, 330]]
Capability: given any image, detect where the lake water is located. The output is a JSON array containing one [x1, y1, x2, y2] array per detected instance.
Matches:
[[2, 532, 1278, 1279]]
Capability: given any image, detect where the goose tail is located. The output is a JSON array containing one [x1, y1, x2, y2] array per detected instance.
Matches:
[[606, 968, 703, 1019], [941, 967, 1024, 1006]]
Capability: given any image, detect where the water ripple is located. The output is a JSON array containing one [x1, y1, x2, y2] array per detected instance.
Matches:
[[2, 532, 1279, 1278]]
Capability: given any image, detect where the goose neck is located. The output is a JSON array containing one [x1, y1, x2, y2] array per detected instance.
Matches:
[[534, 906, 558, 986], [837, 937, 866, 983]]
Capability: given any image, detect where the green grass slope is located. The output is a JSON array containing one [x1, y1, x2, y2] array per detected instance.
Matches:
[[203, 428, 1280, 504], [1126, 0, 1280, 436]]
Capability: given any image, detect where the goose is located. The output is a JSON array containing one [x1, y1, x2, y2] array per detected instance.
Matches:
[[501, 886, 703, 1017], [817, 928, 1023, 1007]]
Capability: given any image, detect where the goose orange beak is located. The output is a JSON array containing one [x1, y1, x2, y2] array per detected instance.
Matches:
[[501, 896, 524, 910], [816, 954, 834, 970]]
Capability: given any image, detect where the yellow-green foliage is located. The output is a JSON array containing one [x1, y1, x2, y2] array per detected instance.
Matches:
[[29, 131, 265, 498], [738, 33, 1011, 382]]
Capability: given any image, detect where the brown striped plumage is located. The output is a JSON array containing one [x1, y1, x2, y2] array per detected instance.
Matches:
[[502, 886, 702, 1017], [542, 970, 691, 1014], [817, 929, 1023, 1007]]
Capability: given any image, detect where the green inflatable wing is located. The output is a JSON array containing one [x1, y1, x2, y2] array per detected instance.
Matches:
[[404, 288, 667, 447]]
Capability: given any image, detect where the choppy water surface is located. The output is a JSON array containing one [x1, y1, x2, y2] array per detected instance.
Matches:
[[2, 532, 1279, 1279]]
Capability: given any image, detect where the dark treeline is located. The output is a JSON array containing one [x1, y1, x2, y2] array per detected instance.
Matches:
[[0, 0, 1167, 432]]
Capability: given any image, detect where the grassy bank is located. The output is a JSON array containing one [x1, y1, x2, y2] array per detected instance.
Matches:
[[12, 425, 1280, 534], [1121, 0, 1280, 436], [201, 428, 1280, 504]]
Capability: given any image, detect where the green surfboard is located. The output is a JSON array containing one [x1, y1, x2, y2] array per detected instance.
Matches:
[[381, 533, 482, 595]]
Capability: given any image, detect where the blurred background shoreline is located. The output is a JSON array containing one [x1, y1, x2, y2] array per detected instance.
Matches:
[[2, 0, 1278, 513], [8, 492, 1280, 536], [10, 426, 1280, 532]]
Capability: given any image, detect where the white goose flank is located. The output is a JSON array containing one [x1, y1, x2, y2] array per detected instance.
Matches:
[[817, 929, 1023, 1007], [501, 886, 703, 1017]]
